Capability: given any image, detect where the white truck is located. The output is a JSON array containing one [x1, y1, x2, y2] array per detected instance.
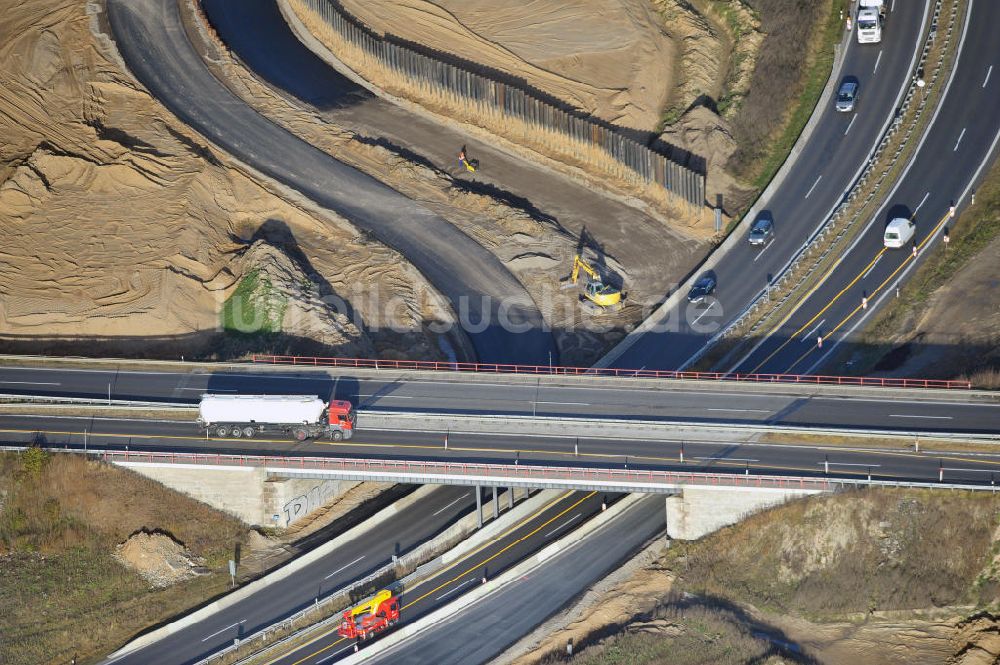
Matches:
[[198, 394, 356, 441], [857, 0, 886, 44]]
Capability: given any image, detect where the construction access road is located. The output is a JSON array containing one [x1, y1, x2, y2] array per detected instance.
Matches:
[[104, 0, 555, 366]]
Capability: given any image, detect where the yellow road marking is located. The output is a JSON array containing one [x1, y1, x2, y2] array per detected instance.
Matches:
[[783, 209, 953, 373]]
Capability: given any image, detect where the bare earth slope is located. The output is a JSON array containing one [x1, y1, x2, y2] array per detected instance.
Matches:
[[0, 0, 457, 361]]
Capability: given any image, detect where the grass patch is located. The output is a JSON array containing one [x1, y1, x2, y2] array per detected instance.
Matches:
[[221, 269, 286, 335], [0, 451, 249, 665], [666, 489, 1000, 619], [731, 0, 850, 191]]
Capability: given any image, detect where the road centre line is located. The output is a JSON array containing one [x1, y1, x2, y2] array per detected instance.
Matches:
[[752, 239, 775, 262], [985, 65, 994, 87], [818, 462, 882, 467], [432, 493, 472, 516], [544, 513, 582, 538], [804, 174, 823, 199], [890, 414, 953, 420], [202, 619, 246, 642], [874, 49, 883, 74], [914, 191, 931, 214], [844, 114, 858, 136], [693, 303, 717, 324], [316, 644, 355, 663], [435, 578, 474, 602], [954, 127, 967, 151], [536, 401, 589, 406], [861, 254, 883, 279], [803, 319, 826, 342], [0, 380, 60, 385], [324, 555, 365, 580]]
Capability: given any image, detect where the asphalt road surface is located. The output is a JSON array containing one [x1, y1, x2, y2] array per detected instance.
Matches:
[[104, 0, 555, 366], [360, 495, 664, 665], [102, 485, 476, 665], [267, 491, 615, 665], [609, 1, 930, 370], [735, 0, 1000, 376], [1, 365, 995, 434]]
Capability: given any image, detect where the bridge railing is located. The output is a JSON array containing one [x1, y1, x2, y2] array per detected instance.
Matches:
[[252, 354, 971, 389], [100, 449, 993, 492]]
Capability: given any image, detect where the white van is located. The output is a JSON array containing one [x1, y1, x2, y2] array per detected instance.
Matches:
[[883, 217, 915, 248]]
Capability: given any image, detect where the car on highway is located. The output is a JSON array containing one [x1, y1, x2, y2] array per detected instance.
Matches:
[[747, 217, 774, 246], [883, 217, 916, 248], [687, 274, 717, 303], [836, 80, 859, 112]]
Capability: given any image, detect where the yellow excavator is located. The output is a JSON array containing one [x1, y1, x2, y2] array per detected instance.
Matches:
[[563, 254, 623, 312]]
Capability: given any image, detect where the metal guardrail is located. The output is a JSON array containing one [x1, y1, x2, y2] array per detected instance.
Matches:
[[86, 449, 998, 493], [252, 354, 971, 389]]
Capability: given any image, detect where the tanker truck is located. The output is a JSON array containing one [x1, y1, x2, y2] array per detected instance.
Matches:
[[198, 394, 355, 441]]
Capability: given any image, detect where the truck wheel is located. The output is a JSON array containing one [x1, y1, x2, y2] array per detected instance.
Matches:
[[293, 428, 308, 441], [243, 426, 255, 438], [231, 427, 242, 438], [215, 426, 229, 438], [331, 430, 343, 441]]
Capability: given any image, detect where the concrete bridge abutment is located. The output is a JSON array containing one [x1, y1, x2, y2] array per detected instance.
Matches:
[[665, 486, 823, 540]]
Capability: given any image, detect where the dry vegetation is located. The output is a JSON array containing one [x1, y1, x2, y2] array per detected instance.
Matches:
[[528, 489, 1000, 665], [0, 450, 253, 664]]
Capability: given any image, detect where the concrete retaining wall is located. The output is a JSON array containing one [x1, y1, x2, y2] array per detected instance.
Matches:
[[665, 486, 821, 540], [119, 462, 358, 527]]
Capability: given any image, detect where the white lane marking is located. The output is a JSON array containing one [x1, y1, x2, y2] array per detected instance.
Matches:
[[891, 0, 896, 11], [941, 467, 996, 473], [873, 50, 883, 74], [544, 513, 582, 539], [694, 456, 759, 462], [819, 462, 882, 467], [181, 387, 234, 391], [357, 394, 412, 399], [985, 65, 994, 88], [432, 493, 472, 516], [202, 619, 246, 642], [536, 401, 589, 406], [324, 555, 365, 580], [752, 239, 775, 262], [804, 175, 823, 199], [802, 319, 826, 342], [861, 254, 883, 279], [914, 191, 931, 214], [317, 644, 356, 662], [844, 114, 858, 136], [692, 303, 717, 325], [436, 578, 474, 601], [706, 408, 770, 414], [954, 127, 967, 151], [0, 380, 60, 385], [889, 414, 953, 420]]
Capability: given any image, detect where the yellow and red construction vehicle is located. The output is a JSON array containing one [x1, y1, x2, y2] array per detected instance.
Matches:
[[338, 589, 400, 643], [563, 254, 623, 312]]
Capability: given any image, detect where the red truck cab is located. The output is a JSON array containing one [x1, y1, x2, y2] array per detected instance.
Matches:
[[338, 590, 399, 642], [328, 399, 356, 439]]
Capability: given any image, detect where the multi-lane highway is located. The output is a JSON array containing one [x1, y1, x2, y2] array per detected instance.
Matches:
[[359, 495, 665, 665], [267, 491, 616, 665], [1, 363, 997, 434], [604, 1, 931, 370], [102, 485, 476, 665], [104, 0, 554, 366], [736, 0, 1000, 376]]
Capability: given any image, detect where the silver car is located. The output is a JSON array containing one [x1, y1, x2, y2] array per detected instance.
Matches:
[[748, 218, 774, 246], [836, 80, 859, 112]]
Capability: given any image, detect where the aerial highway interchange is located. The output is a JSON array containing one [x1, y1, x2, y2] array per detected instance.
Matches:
[[16, 0, 1000, 662]]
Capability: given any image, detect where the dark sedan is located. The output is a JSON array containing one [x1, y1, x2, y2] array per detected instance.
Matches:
[[687, 274, 717, 303]]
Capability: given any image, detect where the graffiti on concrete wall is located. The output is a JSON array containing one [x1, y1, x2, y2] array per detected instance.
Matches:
[[282, 480, 341, 525]]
